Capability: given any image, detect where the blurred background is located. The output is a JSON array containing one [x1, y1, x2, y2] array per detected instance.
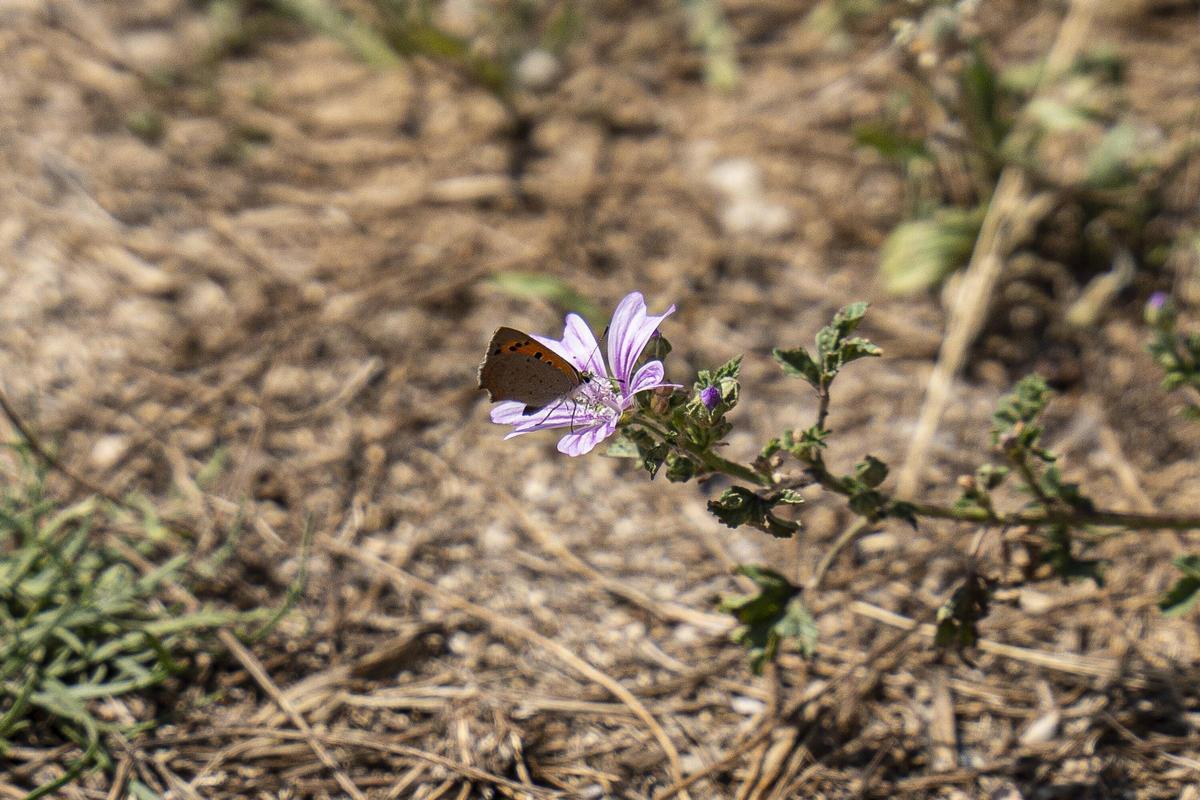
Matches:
[[1, 0, 1200, 797]]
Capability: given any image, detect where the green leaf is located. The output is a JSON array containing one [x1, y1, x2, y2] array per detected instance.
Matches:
[[977, 464, 1010, 490], [846, 487, 886, 520], [709, 355, 743, 382], [853, 121, 930, 163], [854, 455, 888, 488], [888, 500, 918, 529], [991, 375, 1054, 457], [1160, 555, 1200, 616], [664, 453, 697, 483], [832, 301, 869, 334], [1041, 525, 1106, 586], [605, 433, 642, 459], [649, 333, 673, 361], [934, 573, 993, 653], [707, 487, 801, 538], [958, 41, 1006, 157], [775, 489, 805, 505], [839, 337, 882, 365], [781, 426, 829, 463], [879, 207, 984, 295], [1085, 122, 1139, 189], [488, 273, 601, 324], [274, 0, 403, 68], [719, 566, 814, 673], [1039, 465, 1093, 511], [772, 347, 821, 386]]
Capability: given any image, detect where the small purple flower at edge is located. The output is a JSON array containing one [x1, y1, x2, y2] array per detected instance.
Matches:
[[700, 385, 721, 411], [1146, 291, 1170, 325], [489, 292, 677, 456]]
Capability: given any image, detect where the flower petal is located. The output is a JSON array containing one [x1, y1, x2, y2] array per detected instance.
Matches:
[[606, 292, 675, 391], [491, 401, 531, 425], [556, 418, 618, 456], [529, 313, 606, 378], [511, 401, 587, 433], [625, 360, 666, 397], [561, 313, 606, 376]]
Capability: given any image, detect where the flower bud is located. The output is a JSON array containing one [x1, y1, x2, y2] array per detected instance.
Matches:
[[700, 385, 721, 411], [1145, 291, 1170, 325]]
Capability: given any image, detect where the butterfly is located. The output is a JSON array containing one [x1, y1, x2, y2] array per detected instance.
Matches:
[[477, 327, 594, 415]]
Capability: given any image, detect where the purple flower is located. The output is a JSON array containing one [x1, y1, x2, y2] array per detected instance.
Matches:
[[1146, 291, 1171, 324], [490, 292, 677, 456], [700, 385, 721, 411]]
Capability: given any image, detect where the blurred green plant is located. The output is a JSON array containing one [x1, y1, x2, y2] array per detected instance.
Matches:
[[681, 0, 739, 90], [1146, 292, 1200, 417], [488, 273, 601, 327], [861, 3, 1196, 297], [0, 444, 265, 797], [205, 0, 743, 108], [719, 566, 816, 673]]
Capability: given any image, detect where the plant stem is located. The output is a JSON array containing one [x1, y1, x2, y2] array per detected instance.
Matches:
[[699, 450, 772, 487], [903, 501, 1200, 532], [815, 380, 832, 433], [631, 414, 772, 487], [696, 447, 1200, 533], [1009, 448, 1053, 506]]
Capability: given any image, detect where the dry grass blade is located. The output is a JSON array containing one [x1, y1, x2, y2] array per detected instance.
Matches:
[[192, 727, 566, 798], [321, 536, 693, 798], [848, 601, 1132, 683], [426, 451, 729, 633]]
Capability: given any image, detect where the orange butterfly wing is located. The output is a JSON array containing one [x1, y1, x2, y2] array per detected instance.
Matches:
[[477, 327, 584, 409]]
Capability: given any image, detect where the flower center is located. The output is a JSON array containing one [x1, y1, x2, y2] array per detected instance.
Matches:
[[573, 375, 623, 417]]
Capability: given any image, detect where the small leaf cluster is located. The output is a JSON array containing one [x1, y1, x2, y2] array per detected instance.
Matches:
[[987, 377, 1103, 585], [1147, 294, 1200, 418], [708, 486, 803, 539], [954, 463, 1009, 516], [869, 4, 1186, 297], [772, 301, 880, 395], [1146, 297, 1200, 615], [719, 566, 816, 674], [688, 355, 742, 432], [611, 353, 745, 483], [935, 572, 994, 655], [991, 374, 1053, 458]]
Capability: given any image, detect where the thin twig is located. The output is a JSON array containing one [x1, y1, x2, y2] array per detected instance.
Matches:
[[176, 726, 566, 798], [807, 518, 869, 591], [321, 537, 692, 799]]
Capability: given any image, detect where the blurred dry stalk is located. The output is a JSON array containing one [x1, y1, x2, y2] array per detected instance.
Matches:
[[895, 0, 1099, 497]]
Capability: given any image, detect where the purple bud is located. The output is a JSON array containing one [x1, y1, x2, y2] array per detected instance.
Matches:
[[700, 385, 721, 411], [1146, 291, 1171, 325]]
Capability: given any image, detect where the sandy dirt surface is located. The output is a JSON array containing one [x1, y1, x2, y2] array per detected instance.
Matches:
[[2, 0, 1200, 797]]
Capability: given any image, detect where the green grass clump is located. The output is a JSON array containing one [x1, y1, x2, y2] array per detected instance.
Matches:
[[0, 445, 248, 798]]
